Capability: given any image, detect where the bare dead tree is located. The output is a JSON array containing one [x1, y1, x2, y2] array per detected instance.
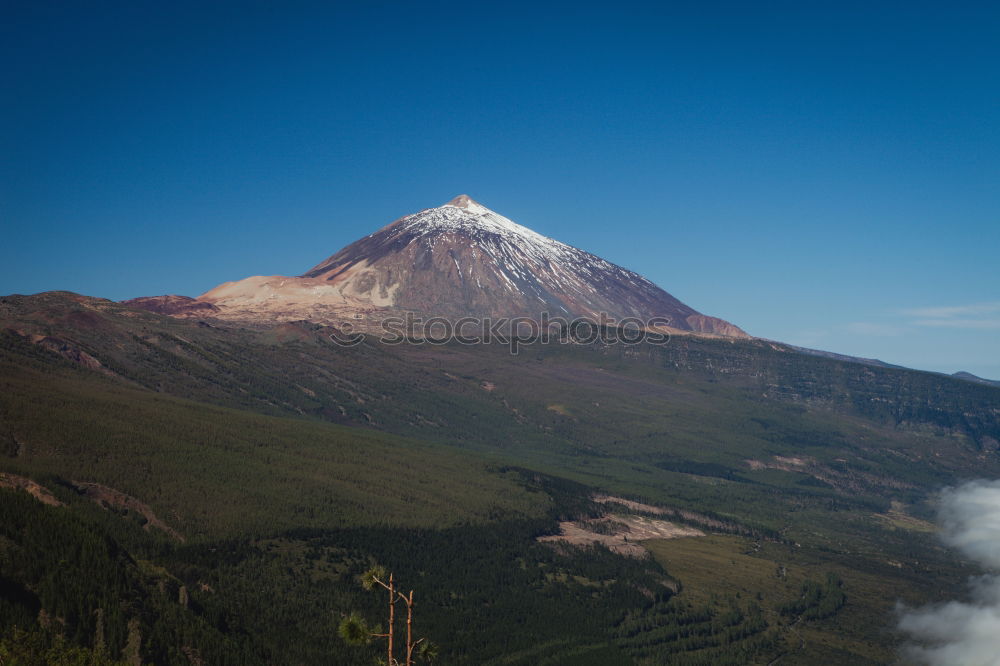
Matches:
[[338, 565, 438, 665]]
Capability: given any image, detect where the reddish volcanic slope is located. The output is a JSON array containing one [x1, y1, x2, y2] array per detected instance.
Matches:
[[195, 195, 746, 337], [121, 295, 221, 317]]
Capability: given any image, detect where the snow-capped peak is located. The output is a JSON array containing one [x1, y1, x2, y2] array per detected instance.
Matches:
[[398, 195, 557, 248], [288, 193, 748, 337], [393, 195, 582, 264], [383, 195, 652, 292]]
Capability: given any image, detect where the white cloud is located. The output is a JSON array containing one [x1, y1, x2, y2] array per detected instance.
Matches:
[[901, 302, 1000, 330], [898, 481, 1000, 665], [913, 319, 1000, 330], [938, 482, 1000, 568], [902, 302, 1000, 319], [843, 322, 905, 336]]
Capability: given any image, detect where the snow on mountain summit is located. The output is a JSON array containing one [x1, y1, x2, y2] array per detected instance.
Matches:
[[382, 195, 587, 270], [397, 195, 554, 246]]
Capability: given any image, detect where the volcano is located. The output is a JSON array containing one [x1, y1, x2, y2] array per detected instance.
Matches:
[[188, 195, 746, 336]]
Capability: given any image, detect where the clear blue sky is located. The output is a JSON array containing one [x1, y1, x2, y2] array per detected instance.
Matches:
[[3, 1, 998, 378]]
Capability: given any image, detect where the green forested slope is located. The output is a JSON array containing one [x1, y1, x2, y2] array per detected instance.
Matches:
[[1, 292, 997, 663]]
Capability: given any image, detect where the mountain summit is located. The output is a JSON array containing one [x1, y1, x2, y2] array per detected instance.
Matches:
[[444, 193, 490, 213], [195, 195, 746, 336]]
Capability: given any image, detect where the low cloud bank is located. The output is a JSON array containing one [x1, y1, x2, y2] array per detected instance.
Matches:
[[898, 480, 1000, 665]]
